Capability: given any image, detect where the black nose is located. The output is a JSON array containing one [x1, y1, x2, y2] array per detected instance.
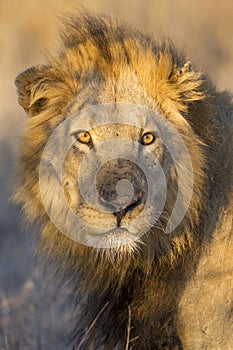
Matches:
[[96, 159, 147, 223]]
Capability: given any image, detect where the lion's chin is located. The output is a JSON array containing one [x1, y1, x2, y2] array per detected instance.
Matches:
[[83, 226, 142, 250]]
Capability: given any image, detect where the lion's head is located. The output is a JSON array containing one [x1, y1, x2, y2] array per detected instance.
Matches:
[[14, 11, 211, 265]]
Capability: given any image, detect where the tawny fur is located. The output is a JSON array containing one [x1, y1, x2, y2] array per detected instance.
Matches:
[[14, 11, 233, 350]]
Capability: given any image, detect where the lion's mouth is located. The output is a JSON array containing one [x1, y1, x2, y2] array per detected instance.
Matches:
[[66, 201, 159, 249], [113, 198, 142, 227]]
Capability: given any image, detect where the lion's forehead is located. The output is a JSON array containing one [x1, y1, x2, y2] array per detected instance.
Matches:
[[65, 101, 164, 141], [64, 71, 160, 122]]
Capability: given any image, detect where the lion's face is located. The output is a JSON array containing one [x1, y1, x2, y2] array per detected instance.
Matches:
[[39, 99, 197, 252]]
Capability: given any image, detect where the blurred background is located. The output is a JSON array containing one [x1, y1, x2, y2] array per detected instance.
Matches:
[[0, 0, 232, 349]]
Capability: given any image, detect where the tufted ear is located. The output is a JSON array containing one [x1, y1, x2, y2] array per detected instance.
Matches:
[[174, 61, 193, 77], [15, 65, 52, 117], [169, 60, 205, 107]]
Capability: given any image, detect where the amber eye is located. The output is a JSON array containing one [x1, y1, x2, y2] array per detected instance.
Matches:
[[75, 131, 92, 144], [141, 132, 155, 145]]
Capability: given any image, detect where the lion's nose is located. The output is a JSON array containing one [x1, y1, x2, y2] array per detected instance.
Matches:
[[96, 159, 147, 223]]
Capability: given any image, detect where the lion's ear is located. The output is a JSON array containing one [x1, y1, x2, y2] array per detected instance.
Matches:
[[169, 61, 205, 105], [174, 61, 193, 77], [15, 65, 50, 117]]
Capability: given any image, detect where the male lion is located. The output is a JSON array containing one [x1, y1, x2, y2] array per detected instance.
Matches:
[[14, 11, 233, 350]]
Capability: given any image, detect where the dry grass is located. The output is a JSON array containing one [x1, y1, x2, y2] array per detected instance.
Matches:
[[0, 266, 71, 350]]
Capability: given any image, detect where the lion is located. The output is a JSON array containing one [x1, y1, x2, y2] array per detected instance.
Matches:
[[14, 11, 233, 350]]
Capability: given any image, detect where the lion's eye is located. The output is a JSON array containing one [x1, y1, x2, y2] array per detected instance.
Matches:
[[74, 131, 92, 144], [141, 132, 155, 145]]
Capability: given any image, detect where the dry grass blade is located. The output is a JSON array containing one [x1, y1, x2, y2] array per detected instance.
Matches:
[[76, 301, 110, 350], [125, 306, 139, 350]]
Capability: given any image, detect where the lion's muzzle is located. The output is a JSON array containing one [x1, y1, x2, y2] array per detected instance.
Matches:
[[96, 159, 148, 226]]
